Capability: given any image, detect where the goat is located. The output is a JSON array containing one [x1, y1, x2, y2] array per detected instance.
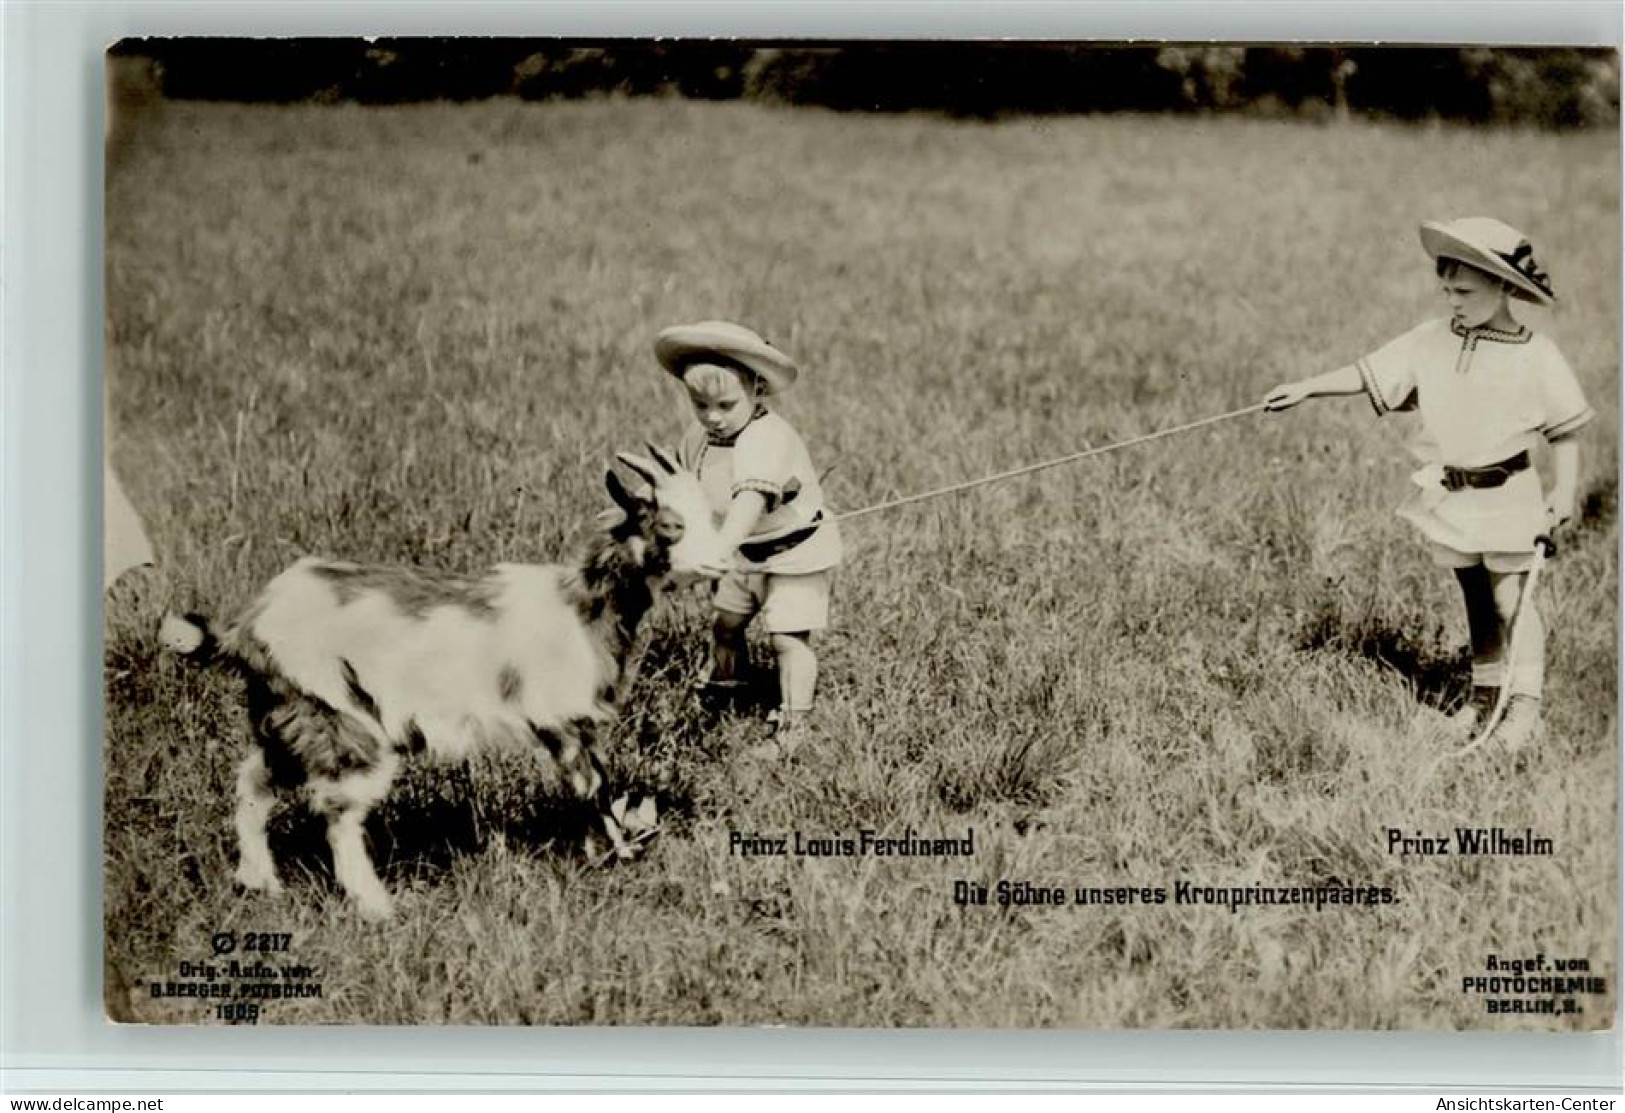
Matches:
[[159, 448, 724, 921]]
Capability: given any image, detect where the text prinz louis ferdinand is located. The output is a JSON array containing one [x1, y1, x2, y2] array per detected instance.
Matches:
[[730, 828, 975, 857]]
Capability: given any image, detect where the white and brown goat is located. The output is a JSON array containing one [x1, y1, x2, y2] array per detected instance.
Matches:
[[161, 449, 724, 920]]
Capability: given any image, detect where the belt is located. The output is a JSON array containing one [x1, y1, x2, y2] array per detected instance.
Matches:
[[738, 511, 824, 563], [1441, 451, 1530, 492]]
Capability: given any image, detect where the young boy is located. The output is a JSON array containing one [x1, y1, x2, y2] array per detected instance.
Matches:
[[1263, 218, 1593, 748], [654, 320, 843, 740]]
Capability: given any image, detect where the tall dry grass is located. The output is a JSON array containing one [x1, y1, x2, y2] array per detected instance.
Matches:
[[104, 99, 1618, 1027]]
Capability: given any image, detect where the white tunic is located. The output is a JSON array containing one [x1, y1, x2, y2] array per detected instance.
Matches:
[[678, 410, 843, 575], [1357, 317, 1593, 555]]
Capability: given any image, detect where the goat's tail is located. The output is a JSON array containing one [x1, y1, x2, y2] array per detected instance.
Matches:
[[158, 611, 219, 663]]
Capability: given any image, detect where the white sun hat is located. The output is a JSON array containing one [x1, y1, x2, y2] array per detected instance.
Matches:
[[1419, 217, 1555, 305], [654, 320, 799, 395]]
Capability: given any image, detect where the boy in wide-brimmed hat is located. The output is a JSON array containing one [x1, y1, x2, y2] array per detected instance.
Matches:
[[1263, 218, 1594, 749], [654, 320, 843, 744]]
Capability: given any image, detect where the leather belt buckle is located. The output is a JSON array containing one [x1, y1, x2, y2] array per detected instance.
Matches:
[[1441, 451, 1528, 493]]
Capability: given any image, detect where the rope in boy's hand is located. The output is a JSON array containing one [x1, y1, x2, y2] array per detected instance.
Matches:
[[1262, 383, 1312, 411], [835, 403, 1269, 524]]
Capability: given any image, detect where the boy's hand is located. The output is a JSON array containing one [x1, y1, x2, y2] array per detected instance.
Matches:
[[1546, 493, 1578, 532], [696, 552, 736, 580], [1262, 381, 1312, 412]]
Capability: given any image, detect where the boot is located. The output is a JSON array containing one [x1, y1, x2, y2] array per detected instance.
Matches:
[[1493, 695, 1544, 751], [1449, 685, 1500, 738], [748, 707, 809, 761], [694, 675, 751, 714]]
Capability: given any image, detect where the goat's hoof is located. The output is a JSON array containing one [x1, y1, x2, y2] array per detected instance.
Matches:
[[353, 892, 396, 922], [586, 833, 643, 866], [234, 863, 283, 895], [610, 794, 659, 835]]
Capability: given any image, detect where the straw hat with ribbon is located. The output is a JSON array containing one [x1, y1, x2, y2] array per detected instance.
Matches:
[[1419, 217, 1555, 305], [654, 320, 799, 395]]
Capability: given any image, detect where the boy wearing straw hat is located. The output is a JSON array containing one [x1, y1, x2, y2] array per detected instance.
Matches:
[[654, 321, 843, 741], [1263, 218, 1594, 749]]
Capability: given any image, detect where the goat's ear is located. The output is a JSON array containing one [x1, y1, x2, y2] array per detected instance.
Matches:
[[615, 451, 662, 489], [646, 443, 680, 474], [604, 469, 644, 517]]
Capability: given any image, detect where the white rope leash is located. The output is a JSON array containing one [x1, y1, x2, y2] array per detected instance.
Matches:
[[1447, 535, 1555, 761], [834, 402, 1269, 523]]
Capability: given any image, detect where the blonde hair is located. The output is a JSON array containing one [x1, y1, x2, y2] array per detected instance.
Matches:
[[681, 360, 760, 399]]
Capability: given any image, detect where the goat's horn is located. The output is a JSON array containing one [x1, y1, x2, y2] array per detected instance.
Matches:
[[646, 443, 680, 474], [615, 451, 661, 487]]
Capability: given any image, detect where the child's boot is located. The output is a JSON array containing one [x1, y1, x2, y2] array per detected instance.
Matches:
[[1448, 685, 1500, 737], [750, 707, 809, 760], [1493, 694, 1543, 751], [694, 676, 751, 713]]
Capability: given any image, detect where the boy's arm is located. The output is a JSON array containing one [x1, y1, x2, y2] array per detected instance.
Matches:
[[717, 490, 768, 550], [1536, 344, 1591, 534], [1263, 365, 1363, 411], [1546, 438, 1580, 531], [698, 490, 769, 577]]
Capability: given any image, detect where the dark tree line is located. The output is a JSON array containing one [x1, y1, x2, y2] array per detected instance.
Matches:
[[109, 40, 1620, 129]]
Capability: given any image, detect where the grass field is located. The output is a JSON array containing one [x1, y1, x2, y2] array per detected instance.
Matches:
[[103, 97, 1619, 1028]]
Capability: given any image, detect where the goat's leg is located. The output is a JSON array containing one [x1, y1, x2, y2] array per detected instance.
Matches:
[[538, 720, 634, 861], [233, 748, 283, 895], [326, 806, 393, 921], [586, 747, 636, 860], [312, 751, 400, 921]]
